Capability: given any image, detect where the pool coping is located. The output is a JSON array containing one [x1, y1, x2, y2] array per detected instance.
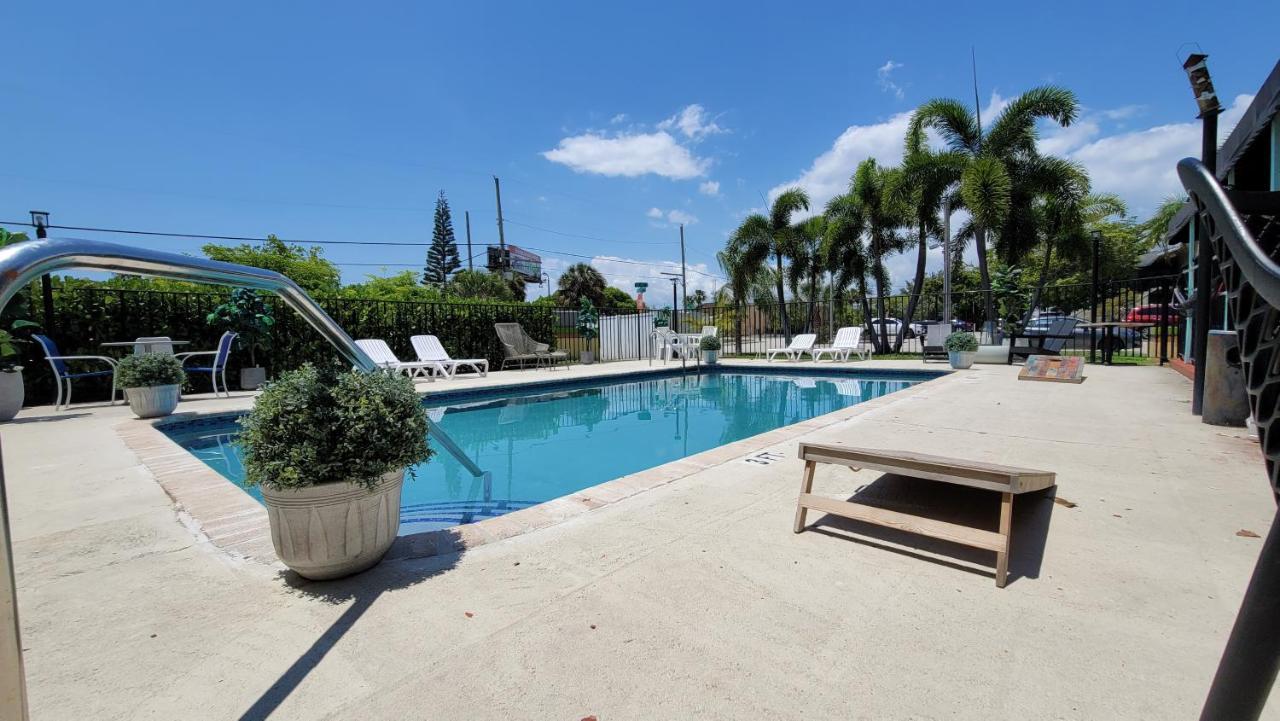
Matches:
[[115, 364, 957, 569]]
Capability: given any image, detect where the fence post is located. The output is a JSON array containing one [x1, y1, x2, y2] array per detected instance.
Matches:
[[1089, 232, 1100, 363], [1159, 281, 1170, 365]]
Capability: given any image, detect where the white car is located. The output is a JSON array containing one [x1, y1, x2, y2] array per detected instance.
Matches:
[[867, 318, 904, 338]]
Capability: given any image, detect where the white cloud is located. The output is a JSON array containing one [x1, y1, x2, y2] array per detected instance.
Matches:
[[658, 104, 726, 141], [610, 113, 628, 124], [646, 207, 698, 226], [590, 256, 718, 298], [1100, 104, 1144, 121], [1041, 93, 1252, 215], [543, 130, 710, 179], [698, 180, 720, 196], [767, 110, 915, 216], [877, 60, 904, 100], [667, 209, 698, 225]]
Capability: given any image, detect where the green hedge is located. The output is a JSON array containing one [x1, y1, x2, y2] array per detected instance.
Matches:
[[19, 288, 557, 404]]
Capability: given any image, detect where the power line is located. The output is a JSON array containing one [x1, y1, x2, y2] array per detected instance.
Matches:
[[501, 216, 677, 246]]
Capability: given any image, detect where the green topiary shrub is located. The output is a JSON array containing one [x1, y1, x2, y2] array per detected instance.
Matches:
[[699, 335, 721, 351], [943, 331, 979, 353], [238, 365, 433, 492], [116, 353, 185, 388]]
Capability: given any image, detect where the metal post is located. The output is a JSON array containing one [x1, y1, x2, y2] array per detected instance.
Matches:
[[1159, 282, 1170, 365], [679, 224, 687, 312], [464, 211, 473, 271], [493, 177, 507, 274], [1089, 231, 1101, 364], [942, 198, 952, 323], [31, 213, 53, 334], [1192, 110, 1218, 415]]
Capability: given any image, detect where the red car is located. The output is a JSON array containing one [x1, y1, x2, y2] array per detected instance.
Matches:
[[1124, 304, 1178, 324]]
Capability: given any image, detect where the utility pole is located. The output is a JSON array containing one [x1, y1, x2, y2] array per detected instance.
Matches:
[[942, 198, 952, 324], [465, 211, 473, 271], [679, 224, 688, 310], [493, 176, 508, 275]]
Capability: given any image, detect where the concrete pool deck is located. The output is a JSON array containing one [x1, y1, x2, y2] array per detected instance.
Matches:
[[4, 359, 1277, 719]]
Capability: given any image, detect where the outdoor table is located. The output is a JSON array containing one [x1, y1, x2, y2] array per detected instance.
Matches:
[[101, 340, 191, 354], [1078, 322, 1153, 365]]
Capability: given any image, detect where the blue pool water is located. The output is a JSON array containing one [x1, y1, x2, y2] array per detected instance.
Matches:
[[161, 369, 936, 535]]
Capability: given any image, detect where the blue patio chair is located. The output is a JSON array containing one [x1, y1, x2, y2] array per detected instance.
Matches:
[[33, 334, 121, 410], [176, 331, 237, 397]]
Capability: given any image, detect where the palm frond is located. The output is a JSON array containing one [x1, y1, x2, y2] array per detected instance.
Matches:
[[910, 99, 980, 154]]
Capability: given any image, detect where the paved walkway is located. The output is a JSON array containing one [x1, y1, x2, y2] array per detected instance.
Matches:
[[4, 360, 1276, 719]]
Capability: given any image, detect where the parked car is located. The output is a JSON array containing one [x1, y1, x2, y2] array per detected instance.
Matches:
[[909, 319, 969, 336], [1125, 304, 1179, 325], [1022, 315, 1141, 352], [867, 318, 906, 340]]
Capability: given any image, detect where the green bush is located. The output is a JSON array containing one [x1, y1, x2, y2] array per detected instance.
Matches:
[[116, 353, 185, 388], [238, 365, 432, 491], [699, 335, 721, 351], [943, 331, 978, 353]]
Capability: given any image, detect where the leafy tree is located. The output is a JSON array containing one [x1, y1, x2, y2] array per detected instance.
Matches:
[[423, 190, 461, 285], [1140, 196, 1188, 254], [909, 85, 1080, 324], [684, 289, 708, 309], [727, 187, 810, 338], [786, 215, 829, 333], [602, 286, 635, 312], [0, 228, 40, 371], [206, 288, 274, 367], [446, 269, 519, 302], [202, 235, 340, 296], [556, 263, 606, 307], [338, 271, 444, 302]]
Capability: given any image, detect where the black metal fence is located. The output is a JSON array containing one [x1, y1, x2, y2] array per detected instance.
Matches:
[[17, 274, 1184, 405]]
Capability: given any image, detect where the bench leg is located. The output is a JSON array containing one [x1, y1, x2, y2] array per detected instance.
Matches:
[[793, 460, 817, 533], [995, 491, 1013, 588]]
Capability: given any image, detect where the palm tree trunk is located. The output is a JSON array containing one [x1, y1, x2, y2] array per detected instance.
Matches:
[[875, 274, 889, 355], [1023, 240, 1055, 327], [774, 250, 790, 340], [806, 266, 818, 335], [896, 223, 929, 353], [975, 226, 997, 337], [734, 298, 742, 355]]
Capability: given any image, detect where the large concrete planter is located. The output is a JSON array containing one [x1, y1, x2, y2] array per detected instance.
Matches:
[[0, 369, 23, 422], [240, 366, 267, 390], [126, 384, 181, 419], [948, 351, 976, 370], [702, 350, 718, 365], [261, 469, 404, 580]]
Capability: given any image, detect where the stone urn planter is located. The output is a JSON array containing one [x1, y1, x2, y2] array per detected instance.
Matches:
[[0, 368, 23, 422], [126, 384, 182, 418], [702, 350, 718, 365], [262, 469, 404, 580], [948, 351, 976, 370], [240, 366, 267, 390], [580, 350, 596, 365]]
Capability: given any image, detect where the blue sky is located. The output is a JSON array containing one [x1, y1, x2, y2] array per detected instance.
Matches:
[[3, 1, 1278, 298]]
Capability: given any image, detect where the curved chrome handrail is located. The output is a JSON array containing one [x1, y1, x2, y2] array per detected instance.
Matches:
[[0, 237, 377, 370]]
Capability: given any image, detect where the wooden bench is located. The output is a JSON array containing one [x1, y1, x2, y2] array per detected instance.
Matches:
[[793, 443, 1056, 587]]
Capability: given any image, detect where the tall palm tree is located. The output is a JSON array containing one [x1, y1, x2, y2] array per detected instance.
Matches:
[[892, 126, 968, 351], [839, 159, 908, 354], [1023, 188, 1126, 323], [786, 215, 828, 334], [556, 262, 607, 306], [909, 85, 1080, 327], [727, 188, 810, 339]]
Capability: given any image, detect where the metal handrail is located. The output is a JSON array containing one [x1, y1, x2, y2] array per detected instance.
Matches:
[[0, 237, 489, 720], [1178, 157, 1280, 720]]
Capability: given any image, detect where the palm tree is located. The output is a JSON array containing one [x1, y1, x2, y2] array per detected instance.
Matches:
[[892, 126, 968, 351], [909, 86, 1080, 328], [786, 215, 829, 334], [836, 159, 908, 354], [556, 263, 606, 306], [727, 188, 810, 339]]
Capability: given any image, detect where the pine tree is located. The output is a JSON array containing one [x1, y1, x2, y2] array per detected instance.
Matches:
[[424, 191, 461, 284]]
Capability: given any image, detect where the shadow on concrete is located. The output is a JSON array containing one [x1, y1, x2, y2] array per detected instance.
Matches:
[[236, 529, 466, 721], [806, 472, 1056, 586], [5, 412, 92, 424]]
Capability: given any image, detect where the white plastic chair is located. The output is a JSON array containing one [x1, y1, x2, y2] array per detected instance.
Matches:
[[652, 328, 685, 362], [355, 339, 436, 380], [766, 334, 816, 361], [410, 335, 488, 379], [809, 327, 867, 362]]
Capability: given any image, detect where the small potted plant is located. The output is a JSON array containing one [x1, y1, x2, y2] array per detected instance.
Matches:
[[0, 331, 26, 422], [116, 353, 186, 418], [700, 334, 721, 365], [577, 297, 599, 364], [207, 288, 274, 389], [239, 365, 432, 580], [944, 331, 979, 369]]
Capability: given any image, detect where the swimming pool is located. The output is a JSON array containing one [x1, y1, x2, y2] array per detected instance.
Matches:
[[160, 368, 938, 535]]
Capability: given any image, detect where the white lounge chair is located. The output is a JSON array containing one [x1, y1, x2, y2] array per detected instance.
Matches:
[[652, 327, 686, 362], [355, 339, 436, 380], [809, 327, 868, 362], [410, 335, 488, 379], [766, 333, 816, 361]]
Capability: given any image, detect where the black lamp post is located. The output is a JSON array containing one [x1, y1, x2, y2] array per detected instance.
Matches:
[[29, 211, 53, 333], [661, 272, 681, 333], [1182, 53, 1222, 416]]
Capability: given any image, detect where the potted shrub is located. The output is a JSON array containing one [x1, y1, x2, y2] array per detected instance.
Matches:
[[117, 353, 186, 418], [0, 331, 26, 422], [577, 297, 599, 364], [944, 331, 979, 369], [239, 365, 432, 580], [207, 288, 274, 390], [700, 334, 721, 365]]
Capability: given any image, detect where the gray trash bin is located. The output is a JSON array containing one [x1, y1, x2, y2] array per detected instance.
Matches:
[[1203, 329, 1251, 427]]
